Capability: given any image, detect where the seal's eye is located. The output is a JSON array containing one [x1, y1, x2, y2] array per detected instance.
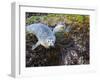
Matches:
[[47, 40, 50, 43], [52, 41, 55, 44]]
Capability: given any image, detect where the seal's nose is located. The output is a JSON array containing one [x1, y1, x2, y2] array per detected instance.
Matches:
[[50, 44, 55, 48], [51, 43, 54, 47]]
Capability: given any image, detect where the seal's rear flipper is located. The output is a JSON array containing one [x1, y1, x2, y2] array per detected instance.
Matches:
[[32, 41, 40, 50]]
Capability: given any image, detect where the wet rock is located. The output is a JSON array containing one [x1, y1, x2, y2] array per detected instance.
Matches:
[[26, 25, 89, 67]]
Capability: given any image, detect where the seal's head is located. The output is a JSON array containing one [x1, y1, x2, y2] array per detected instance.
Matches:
[[44, 36, 56, 48]]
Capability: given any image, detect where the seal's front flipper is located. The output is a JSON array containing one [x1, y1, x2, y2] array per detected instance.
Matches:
[[32, 41, 40, 50]]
